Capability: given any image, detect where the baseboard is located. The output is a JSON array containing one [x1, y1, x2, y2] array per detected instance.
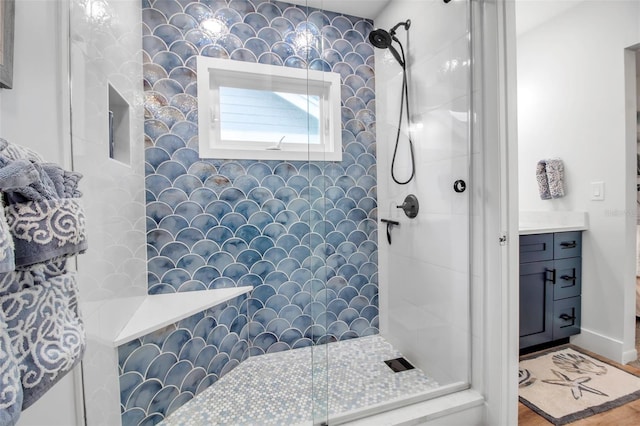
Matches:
[[571, 328, 627, 364], [622, 348, 638, 365]]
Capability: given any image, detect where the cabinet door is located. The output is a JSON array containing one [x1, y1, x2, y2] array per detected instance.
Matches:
[[520, 260, 554, 348]]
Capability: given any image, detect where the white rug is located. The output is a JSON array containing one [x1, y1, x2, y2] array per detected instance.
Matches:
[[519, 345, 640, 425]]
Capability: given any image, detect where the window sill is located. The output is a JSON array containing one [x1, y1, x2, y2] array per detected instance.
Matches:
[[201, 147, 342, 162]]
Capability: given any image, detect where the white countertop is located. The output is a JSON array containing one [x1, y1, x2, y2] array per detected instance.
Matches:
[[519, 224, 588, 235], [113, 286, 253, 347], [519, 211, 588, 235]]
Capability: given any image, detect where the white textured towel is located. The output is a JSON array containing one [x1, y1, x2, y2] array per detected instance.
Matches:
[[536, 161, 551, 200], [536, 159, 565, 200], [546, 159, 565, 198]]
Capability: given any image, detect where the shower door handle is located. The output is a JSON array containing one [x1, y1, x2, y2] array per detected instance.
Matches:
[[453, 180, 466, 193]]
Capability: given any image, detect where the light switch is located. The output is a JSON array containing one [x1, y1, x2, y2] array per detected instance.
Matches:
[[591, 181, 604, 201]]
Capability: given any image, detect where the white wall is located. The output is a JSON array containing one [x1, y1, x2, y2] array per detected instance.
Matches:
[[376, 0, 471, 385], [516, 0, 640, 363]]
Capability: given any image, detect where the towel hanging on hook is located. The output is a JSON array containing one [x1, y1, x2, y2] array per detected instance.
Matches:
[[536, 158, 565, 200]]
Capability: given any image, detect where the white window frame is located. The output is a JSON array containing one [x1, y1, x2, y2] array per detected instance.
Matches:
[[197, 56, 342, 161]]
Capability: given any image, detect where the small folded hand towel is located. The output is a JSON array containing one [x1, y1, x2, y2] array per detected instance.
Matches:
[[536, 158, 565, 200]]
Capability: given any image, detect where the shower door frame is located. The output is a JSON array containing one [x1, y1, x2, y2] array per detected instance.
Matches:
[[476, 0, 520, 424], [311, 0, 520, 424]]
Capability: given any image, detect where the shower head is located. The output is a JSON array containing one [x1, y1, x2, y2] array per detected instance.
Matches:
[[369, 28, 393, 49], [369, 29, 404, 67], [368, 20, 411, 67]]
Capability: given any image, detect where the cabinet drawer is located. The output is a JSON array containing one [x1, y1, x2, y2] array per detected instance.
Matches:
[[553, 257, 582, 300], [553, 296, 581, 339], [553, 231, 582, 259], [520, 233, 553, 263]]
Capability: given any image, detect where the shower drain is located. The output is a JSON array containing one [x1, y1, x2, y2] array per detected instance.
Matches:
[[384, 357, 415, 373]]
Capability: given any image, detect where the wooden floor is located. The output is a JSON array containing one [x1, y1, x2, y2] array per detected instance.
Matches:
[[519, 340, 640, 425]]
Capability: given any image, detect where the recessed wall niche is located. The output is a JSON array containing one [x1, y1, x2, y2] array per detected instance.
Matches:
[[108, 83, 130, 164]]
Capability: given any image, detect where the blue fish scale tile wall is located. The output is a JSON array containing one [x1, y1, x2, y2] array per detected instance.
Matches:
[[122, 0, 379, 423], [118, 296, 249, 425]]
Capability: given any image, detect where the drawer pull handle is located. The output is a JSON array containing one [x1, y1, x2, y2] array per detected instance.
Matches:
[[560, 241, 577, 248], [560, 275, 576, 282], [545, 268, 556, 284], [559, 313, 576, 321]]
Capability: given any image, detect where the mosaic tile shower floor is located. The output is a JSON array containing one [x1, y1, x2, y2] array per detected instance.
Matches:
[[161, 335, 439, 425]]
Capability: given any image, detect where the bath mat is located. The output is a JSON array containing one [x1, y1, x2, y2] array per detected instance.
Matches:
[[519, 345, 640, 425]]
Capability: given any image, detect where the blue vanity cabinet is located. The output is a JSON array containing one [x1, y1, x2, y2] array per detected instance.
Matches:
[[519, 259, 554, 347], [519, 231, 582, 349]]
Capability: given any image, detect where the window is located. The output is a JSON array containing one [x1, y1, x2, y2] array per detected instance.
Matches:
[[197, 56, 342, 161]]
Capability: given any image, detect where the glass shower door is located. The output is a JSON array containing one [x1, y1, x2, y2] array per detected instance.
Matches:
[[69, 0, 474, 423], [315, 0, 474, 422]]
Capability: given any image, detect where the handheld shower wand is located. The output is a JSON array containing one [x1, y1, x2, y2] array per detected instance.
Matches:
[[369, 20, 415, 185]]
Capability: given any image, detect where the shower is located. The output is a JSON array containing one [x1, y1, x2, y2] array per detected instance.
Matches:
[[369, 20, 416, 185], [63, 0, 477, 424], [368, 20, 410, 67]]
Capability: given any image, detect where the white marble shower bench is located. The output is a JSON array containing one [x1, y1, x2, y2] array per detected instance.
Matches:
[[113, 286, 253, 347]]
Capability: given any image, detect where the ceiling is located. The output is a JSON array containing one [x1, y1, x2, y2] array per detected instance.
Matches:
[[283, 0, 390, 20], [281, 1, 589, 33]]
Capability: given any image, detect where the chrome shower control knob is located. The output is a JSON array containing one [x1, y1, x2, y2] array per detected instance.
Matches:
[[453, 180, 466, 193]]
